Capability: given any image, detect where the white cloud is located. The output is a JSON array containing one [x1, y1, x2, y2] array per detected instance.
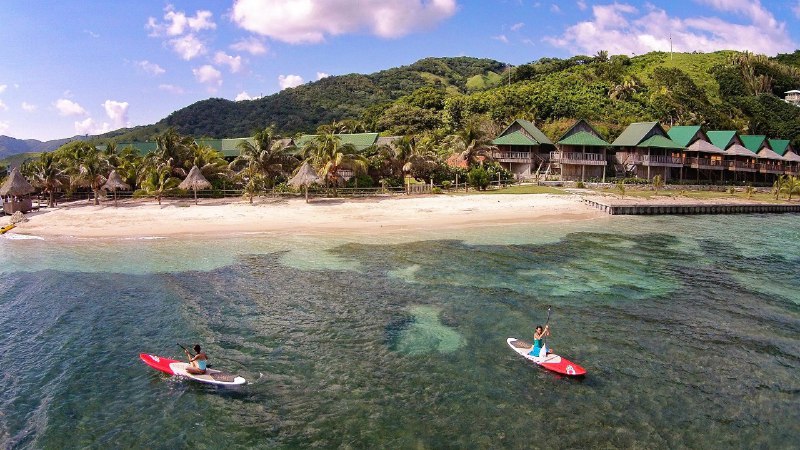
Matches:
[[0, 84, 6, 94], [550, 4, 561, 13], [577, 0, 587, 11], [136, 60, 166, 76], [546, 1, 795, 56], [159, 83, 185, 94], [102, 100, 129, 129], [214, 51, 243, 73], [74, 117, 110, 136], [21, 102, 37, 112], [0, 121, 9, 134], [54, 98, 88, 116], [230, 37, 268, 55], [235, 91, 261, 101], [510, 22, 524, 32], [146, 5, 216, 37], [231, 0, 457, 44], [170, 34, 206, 60], [316, 72, 330, 80], [492, 34, 509, 44], [193, 65, 223, 90], [0, 100, 7, 111], [278, 74, 303, 89], [794, 1, 800, 19], [83, 29, 100, 38]]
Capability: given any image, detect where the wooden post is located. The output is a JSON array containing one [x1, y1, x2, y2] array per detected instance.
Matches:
[[602, 148, 607, 183]]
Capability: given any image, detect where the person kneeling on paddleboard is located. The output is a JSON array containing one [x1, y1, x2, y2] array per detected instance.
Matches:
[[184, 344, 208, 375], [529, 325, 550, 358]]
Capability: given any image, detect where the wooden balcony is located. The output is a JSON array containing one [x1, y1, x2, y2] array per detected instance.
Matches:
[[686, 157, 724, 170], [759, 164, 785, 174], [727, 161, 758, 172], [491, 151, 533, 163], [549, 152, 607, 166], [639, 155, 684, 167]]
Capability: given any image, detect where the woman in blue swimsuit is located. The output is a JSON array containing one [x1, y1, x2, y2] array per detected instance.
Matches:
[[184, 344, 208, 374], [529, 324, 550, 358]]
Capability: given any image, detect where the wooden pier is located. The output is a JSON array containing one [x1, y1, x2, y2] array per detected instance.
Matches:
[[584, 199, 800, 215]]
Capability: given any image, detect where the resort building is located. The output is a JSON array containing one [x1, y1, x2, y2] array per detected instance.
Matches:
[[769, 139, 800, 176], [785, 90, 800, 106], [116, 138, 258, 160], [294, 132, 397, 152], [741, 135, 785, 180], [611, 122, 683, 180], [707, 131, 758, 182], [490, 119, 554, 179], [667, 125, 726, 183], [551, 119, 611, 182]]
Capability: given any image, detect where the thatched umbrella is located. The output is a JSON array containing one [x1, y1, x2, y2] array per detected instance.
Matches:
[[101, 170, 130, 207], [178, 165, 212, 205], [1, 167, 35, 198], [288, 161, 321, 203]]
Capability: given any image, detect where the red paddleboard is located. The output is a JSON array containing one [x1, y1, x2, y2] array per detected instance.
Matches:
[[507, 338, 586, 376], [139, 353, 246, 386]]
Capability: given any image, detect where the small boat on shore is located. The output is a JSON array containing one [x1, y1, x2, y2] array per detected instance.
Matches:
[[0, 224, 15, 234]]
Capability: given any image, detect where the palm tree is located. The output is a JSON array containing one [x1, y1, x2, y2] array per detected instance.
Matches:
[[190, 143, 230, 185], [147, 129, 195, 178], [78, 149, 110, 205], [231, 127, 298, 190], [30, 152, 65, 207], [442, 121, 496, 167], [393, 135, 437, 181], [779, 175, 800, 201], [140, 163, 180, 205], [302, 132, 368, 196]]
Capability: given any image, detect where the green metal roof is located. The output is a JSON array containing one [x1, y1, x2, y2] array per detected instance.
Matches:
[[197, 138, 254, 157], [611, 121, 662, 147], [295, 133, 379, 151], [739, 135, 766, 153], [557, 131, 610, 147], [515, 119, 553, 145], [706, 131, 737, 150], [666, 125, 701, 147], [638, 134, 682, 149], [117, 142, 158, 156], [492, 130, 539, 146], [768, 139, 790, 156]]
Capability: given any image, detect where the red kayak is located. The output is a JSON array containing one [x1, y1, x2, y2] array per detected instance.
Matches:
[[139, 353, 246, 386], [507, 338, 587, 376]]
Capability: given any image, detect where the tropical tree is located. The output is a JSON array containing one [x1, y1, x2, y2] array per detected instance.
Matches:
[[78, 148, 110, 205], [190, 143, 230, 185], [231, 127, 298, 189], [147, 128, 195, 178], [779, 175, 800, 201], [442, 119, 496, 167], [467, 166, 490, 190], [392, 135, 438, 181], [302, 132, 368, 195], [30, 152, 66, 207], [140, 163, 180, 205], [652, 174, 664, 195]]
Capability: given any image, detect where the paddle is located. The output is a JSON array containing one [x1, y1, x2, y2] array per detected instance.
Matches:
[[543, 306, 552, 355]]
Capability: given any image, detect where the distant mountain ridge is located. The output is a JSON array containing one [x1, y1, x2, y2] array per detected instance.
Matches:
[[0, 135, 84, 160]]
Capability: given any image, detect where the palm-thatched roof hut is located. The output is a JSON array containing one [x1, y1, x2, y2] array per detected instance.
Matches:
[[1, 167, 35, 197], [101, 170, 131, 207], [179, 165, 212, 205], [288, 161, 321, 203], [1, 167, 35, 213]]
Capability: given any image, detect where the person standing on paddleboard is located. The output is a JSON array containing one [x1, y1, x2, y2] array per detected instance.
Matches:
[[184, 344, 208, 375], [529, 325, 550, 358]]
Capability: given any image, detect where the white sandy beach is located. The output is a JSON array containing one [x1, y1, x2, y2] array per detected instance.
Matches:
[[4, 194, 606, 239]]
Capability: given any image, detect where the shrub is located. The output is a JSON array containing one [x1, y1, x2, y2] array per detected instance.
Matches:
[[467, 166, 490, 190], [432, 187, 443, 194], [575, 181, 585, 189]]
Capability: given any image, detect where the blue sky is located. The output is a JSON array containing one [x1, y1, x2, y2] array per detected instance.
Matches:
[[0, 0, 798, 141]]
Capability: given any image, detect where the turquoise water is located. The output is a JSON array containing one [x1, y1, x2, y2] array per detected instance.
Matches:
[[1, 215, 799, 448]]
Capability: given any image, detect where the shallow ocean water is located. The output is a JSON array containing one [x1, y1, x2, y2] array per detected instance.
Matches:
[[0, 214, 799, 448]]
